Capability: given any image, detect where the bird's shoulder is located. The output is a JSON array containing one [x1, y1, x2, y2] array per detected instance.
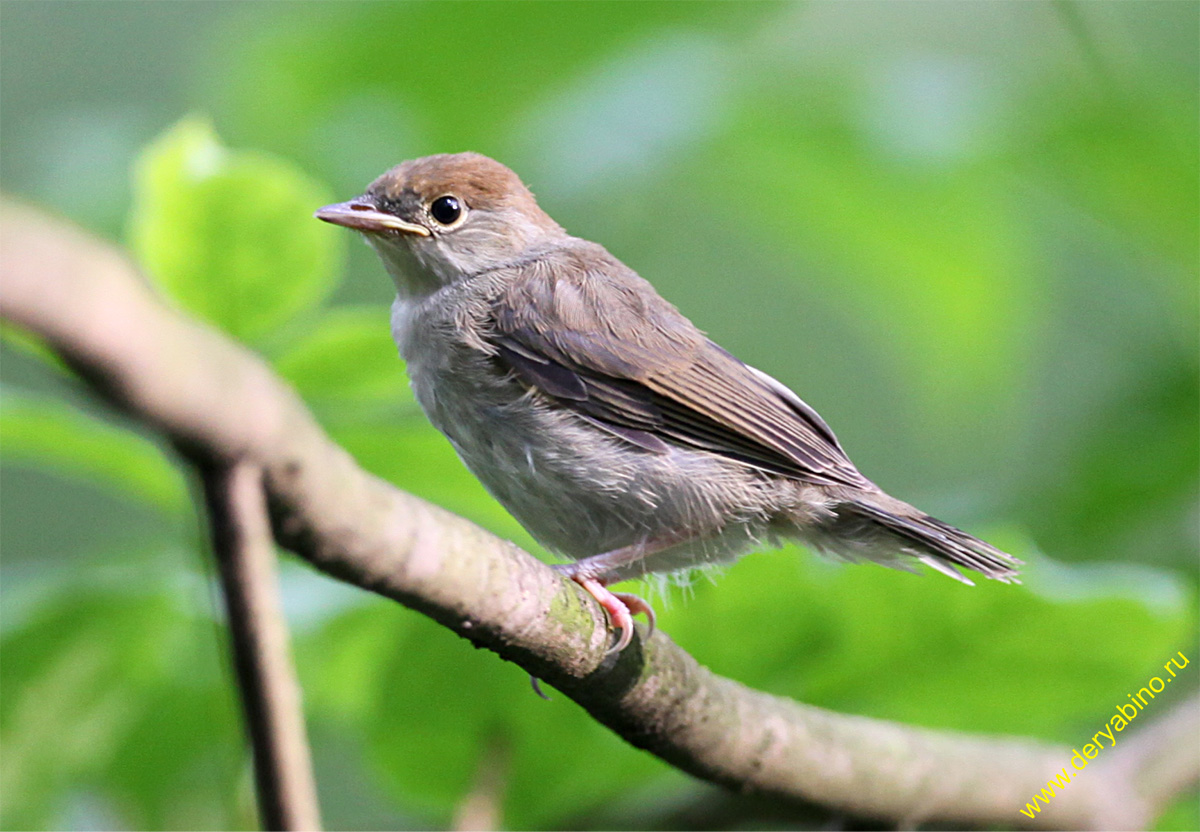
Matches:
[[486, 238, 706, 379]]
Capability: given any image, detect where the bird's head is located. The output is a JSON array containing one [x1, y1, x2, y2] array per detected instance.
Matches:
[[316, 152, 564, 296]]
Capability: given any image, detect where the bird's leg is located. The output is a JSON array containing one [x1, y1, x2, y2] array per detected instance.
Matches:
[[568, 576, 656, 654], [554, 539, 676, 653]]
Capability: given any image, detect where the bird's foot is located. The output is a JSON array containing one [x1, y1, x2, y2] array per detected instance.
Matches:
[[558, 570, 656, 654]]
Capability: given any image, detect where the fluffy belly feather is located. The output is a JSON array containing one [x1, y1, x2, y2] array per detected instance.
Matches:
[[394, 295, 818, 579]]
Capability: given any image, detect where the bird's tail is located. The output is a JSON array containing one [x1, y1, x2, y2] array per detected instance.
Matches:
[[799, 493, 1022, 585]]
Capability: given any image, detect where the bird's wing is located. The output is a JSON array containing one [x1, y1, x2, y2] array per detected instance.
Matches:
[[487, 256, 869, 488]]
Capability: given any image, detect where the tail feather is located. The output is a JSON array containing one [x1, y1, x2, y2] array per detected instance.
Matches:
[[808, 497, 1022, 584]]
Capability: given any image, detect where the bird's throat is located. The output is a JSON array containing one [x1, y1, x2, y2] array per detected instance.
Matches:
[[367, 236, 445, 301]]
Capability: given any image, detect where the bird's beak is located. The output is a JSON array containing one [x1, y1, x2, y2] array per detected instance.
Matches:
[[314, 200, 431, 236]]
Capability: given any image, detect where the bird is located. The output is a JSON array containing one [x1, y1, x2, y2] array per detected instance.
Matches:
[[315, 152, 1020, 653]]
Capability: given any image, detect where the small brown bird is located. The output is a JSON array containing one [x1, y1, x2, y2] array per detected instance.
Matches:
[[316, 153, 1020, 652]]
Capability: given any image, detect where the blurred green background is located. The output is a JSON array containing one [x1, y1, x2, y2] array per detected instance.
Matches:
[[1, 2, 1197, 829]]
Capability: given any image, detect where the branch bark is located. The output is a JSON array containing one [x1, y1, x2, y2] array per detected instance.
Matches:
[[2, 200, 1195, 831], [204, 462, 322, 831]]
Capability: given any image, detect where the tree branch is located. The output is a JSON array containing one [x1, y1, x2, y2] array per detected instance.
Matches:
[[2, 200, 1195, 831], [204, 462, 322, 831]]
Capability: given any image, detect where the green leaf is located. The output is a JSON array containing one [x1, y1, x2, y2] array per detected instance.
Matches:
[[128, 116, 342, 344], [274, 305, 415, 413], [0, 391, 187, 513], [662, 539, 1195, 742], [0, 585, 247, 830]]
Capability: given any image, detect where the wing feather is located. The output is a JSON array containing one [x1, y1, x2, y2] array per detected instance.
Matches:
[[487, 248, 869, 488]]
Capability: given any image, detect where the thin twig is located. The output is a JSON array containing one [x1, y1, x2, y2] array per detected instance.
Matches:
[[203, 462, 322, 831], [2, 200, 1195, 831]]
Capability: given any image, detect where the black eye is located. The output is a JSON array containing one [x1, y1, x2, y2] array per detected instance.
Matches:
[[430, 195, 462, 225]]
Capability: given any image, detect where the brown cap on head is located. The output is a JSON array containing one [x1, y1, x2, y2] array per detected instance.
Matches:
[[367, 152, 534, 211]]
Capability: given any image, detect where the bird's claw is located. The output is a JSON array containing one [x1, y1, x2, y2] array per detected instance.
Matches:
[[572, 576, 655, 654]]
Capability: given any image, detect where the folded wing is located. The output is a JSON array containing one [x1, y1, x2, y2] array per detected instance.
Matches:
[[488, 255, 870, 489]]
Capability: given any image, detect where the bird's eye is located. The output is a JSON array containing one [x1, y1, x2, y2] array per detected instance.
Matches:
[[430, 195, 463, 226]]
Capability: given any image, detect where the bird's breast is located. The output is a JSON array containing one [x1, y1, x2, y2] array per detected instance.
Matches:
[[387, 293, 800, 564]]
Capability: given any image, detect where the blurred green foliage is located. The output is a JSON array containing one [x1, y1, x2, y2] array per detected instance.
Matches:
[[1, 2, 1196, 830], [129, 117, 342, 345]]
